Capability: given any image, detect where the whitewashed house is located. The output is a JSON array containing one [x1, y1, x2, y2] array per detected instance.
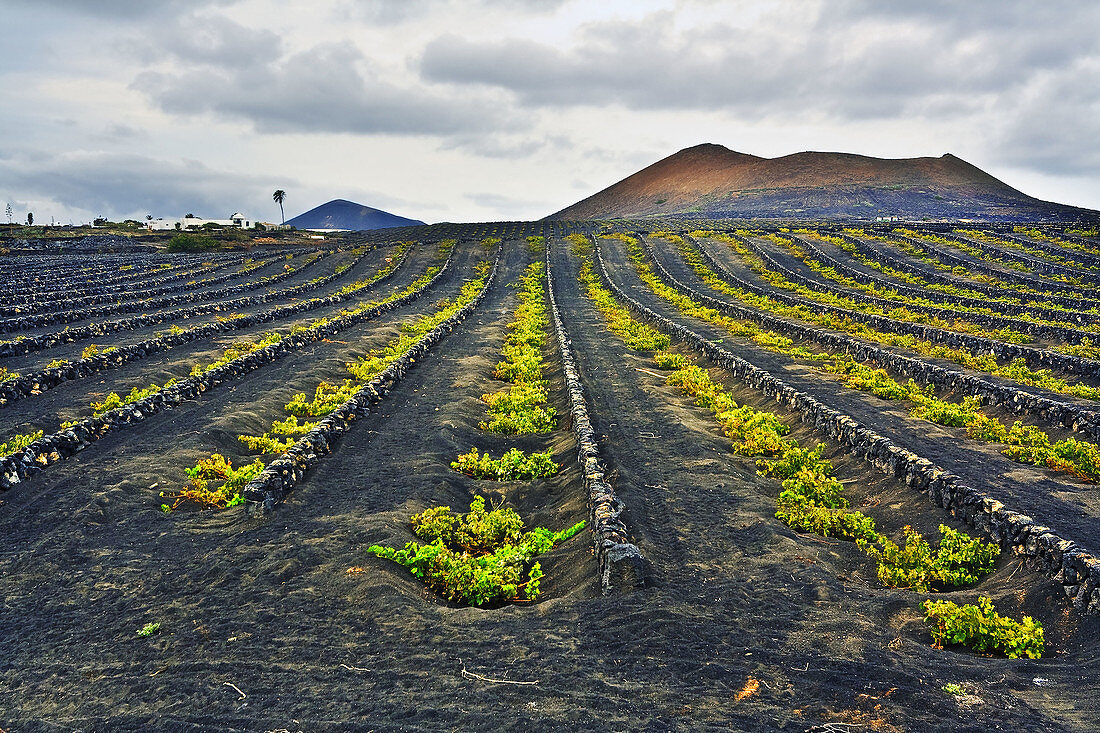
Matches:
[[147, 212, 256, 231]]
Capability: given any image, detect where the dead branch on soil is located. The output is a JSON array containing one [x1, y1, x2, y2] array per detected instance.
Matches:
[[459, 659, 537, 686], [339, 663, 373, 672], [224, 682, 247, 700], [1007, 558, 1025, 580]]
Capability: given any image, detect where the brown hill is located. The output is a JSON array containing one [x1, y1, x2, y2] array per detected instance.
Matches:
[[549, 143, 1098, 222]]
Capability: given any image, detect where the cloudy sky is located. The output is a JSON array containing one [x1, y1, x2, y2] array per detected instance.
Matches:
[[1, 0, 1097, 224]]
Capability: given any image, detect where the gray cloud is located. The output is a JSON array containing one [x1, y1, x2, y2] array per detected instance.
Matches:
[[339, 0, 567, 26], [415, 3, 1100, 183], [131, 15, 283, 67], [993, 61, 1100, 176], [419, 24, 856, 116], [0, 150, 288, 220], [441, 133, 571, 159], [420, 6, 1099, 120], [132, 40, 525, 136], [11, 0, 237, 17]]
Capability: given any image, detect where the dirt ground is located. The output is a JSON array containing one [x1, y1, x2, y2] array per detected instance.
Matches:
[[0, 237, 1097, 731]]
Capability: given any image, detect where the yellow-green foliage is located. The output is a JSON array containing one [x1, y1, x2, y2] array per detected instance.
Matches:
[[653, 350, 690, 370], [481, 383, 556, 434], [579, 252, 1000, 595], [237, 434, 295, 454], [91, 331, 281, 416], [858, 525, 1000, 592], [890, 230, 1087, 299], [923, 596, 1044, 659], [269, 415, 317, 437], [964, 229, 1098, 271], [285, 380, 358, 418], [631, 234, 1100, 483], [163, 453, 264, 510], [706, 231, 1032, 343], [283, 262, 489, 422], [1065, 227, 1099, 239], [734, 234, 1100, 397], [565, 233, 592, 255], [92, 382, 174, 415], [288, 261, 492, 422], [349, 261, 492, 386], [332, 240, 415, 298], [897, 228, 1065, 280], [451, 447, 560, 481], [578, 258, 669, 351], [368, 496, 585, 606], [182, 251, 489, 512], [0, 430, 44, 457], [481, 261, 557, 434], [204, 332, 282, 371], [790, 231, 1096, 326]]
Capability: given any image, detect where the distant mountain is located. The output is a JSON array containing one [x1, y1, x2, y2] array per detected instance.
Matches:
[[284, 199, 425, 230], [548, 143, 1100, 222]]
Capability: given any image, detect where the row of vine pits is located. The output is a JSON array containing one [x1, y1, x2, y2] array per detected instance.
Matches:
[[2, 231, 1096, 730]]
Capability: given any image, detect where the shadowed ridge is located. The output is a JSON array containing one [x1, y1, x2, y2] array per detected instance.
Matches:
[[285, 199, 426, 231], [548, 144, 1100, 222]]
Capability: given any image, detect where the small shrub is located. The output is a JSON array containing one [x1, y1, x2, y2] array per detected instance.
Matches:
[[238, 433, 295, 454], [480, 382, 557, 434], [269, 415, 317, 437], [0, 430, 44, 458], [653, 351, 690, 370], [368, 496, 585, 606], [922, 596, 1044, 659], [566, 233, 592, 254], [858, 525, 999, 592], [775, 501, 880, 543], [163, 454, 264, 510], [451, 447, 560, 481], [91, 383, 168, 415], [137, 622, 161, 637]]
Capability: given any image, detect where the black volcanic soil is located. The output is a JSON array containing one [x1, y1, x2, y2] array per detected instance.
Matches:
[[0, 238, 1097, 730]]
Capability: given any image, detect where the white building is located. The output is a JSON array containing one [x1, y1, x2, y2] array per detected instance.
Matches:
[[147, 212, 256, 231]]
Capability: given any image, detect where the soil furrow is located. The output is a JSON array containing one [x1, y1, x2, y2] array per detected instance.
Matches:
[[600, 235, 1100, 557]]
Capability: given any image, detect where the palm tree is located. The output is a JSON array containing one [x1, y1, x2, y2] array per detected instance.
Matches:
[[273, 189, 286, 225]]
